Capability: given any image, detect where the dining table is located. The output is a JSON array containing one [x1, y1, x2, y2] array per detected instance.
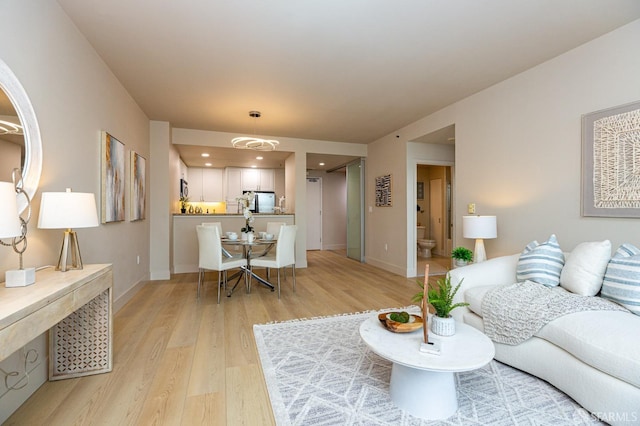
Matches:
[[221, 237, 277, 296]]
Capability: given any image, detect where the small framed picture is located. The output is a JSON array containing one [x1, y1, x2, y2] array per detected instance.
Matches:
[[417, 182, 424, 200], [375, 174, 392, 207]]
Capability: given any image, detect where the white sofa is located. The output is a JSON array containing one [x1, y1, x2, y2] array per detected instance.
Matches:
[[448, 253, 640, 425]]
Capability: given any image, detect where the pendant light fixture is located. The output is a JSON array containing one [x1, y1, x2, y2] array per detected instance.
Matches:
[[231, 111, 279, 151]]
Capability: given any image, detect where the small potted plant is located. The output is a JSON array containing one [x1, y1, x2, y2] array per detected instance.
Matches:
[[451, 246, 473, 267], [412, 274, 469, 336], [179, 196, 189, 214]]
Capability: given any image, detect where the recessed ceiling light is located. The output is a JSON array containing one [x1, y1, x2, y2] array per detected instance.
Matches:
[[256, 156, 263, 160], [319, 162, 325, 166], [205, 162, 212, 167], [201, 153, 210, 157], [251, 165, 257, 168]]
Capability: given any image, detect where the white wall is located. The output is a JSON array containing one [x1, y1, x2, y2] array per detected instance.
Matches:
[[0, 1, 150, 419], [367, 19, 640, 277]]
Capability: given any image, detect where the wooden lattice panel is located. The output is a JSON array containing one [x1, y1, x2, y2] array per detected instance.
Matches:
[[49, 288, 112, 380]]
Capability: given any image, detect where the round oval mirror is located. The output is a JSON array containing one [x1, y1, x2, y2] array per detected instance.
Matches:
[[0, 59, 42, 214]]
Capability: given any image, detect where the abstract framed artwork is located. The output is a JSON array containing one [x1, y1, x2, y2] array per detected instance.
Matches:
[[101, 131, 125, 223], [130, 150, 146, 221], [582, 101, 640, 217], [375, 174, 392, 207]]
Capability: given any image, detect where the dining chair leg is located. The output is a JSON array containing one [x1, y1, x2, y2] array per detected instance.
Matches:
[[292, 265, 296, 292], [217, 271, 222, 304], [197, 268, 203, 299], [247, 267, 252, 293], [277, 268, 281, 299]]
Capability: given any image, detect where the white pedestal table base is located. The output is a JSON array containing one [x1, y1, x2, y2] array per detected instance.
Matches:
[[389, 362, 457, 420]]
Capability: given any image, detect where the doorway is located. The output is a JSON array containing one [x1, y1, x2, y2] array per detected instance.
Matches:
[[306, 177, 322, 250]]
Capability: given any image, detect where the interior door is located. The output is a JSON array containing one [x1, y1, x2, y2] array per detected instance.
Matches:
[[347, 159, 364, 262], [430, 178, 443, 255], [306, 178, 322, 250]]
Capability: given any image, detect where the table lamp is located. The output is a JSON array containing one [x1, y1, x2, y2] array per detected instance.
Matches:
[[38, 188, 99, 272], [462, 215, 497, 263], [0, 179, 36, 287]]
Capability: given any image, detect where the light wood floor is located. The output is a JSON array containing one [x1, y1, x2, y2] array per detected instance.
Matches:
[[6, 250, 433, 425]]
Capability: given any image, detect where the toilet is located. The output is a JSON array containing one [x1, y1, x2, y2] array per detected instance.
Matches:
[[416, 226, 437, 258]]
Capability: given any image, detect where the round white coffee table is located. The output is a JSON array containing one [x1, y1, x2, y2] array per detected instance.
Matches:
[[359, 312, 494, 420]]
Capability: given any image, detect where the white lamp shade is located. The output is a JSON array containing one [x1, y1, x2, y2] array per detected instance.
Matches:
[[0, 181, 21, 238], [463, 215, 497, 239], [38, 191, 99, 229]]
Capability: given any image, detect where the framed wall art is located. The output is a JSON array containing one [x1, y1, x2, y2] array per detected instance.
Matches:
[[101, 131, 125, 223], [582, 100, 640, 217], [375, 174, 392, 207], [417, 181, 424, 200], [130, 150, 146, 221]]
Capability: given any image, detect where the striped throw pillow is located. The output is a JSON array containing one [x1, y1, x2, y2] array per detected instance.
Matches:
[[602, 243, 640, 315], [516, 234, 565, 287]]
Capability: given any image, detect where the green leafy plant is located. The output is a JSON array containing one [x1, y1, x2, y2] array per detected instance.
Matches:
[[179, 196, 189, 209], [412, 274, 469, 318], [451, 246, 473, 262]]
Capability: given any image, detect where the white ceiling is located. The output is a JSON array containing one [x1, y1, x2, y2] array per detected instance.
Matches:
[[57, 0, 640, 151]]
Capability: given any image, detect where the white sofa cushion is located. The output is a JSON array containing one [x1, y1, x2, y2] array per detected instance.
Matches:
[[516, 234, 564, 287], [602, 243, 640, 315], [560, 240, 611, 296], [536, 310, 640, 388]]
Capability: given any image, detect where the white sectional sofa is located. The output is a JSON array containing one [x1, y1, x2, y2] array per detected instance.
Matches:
[[448, 245, 640, 426]]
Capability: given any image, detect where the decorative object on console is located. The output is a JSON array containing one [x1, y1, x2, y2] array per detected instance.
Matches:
[[516, 234, 565, 287], [129, 150, 146, 221], [412, 273, 468, 336], [100, 131, 125, 223], [38, 188, 99, 272], [451, 246, 473, 266], [375, 174, 392, 207], [582, 100, 640, 218], [462, 215, 497, 262], [0, 169, 35, 287], [231, 111, 279, 151]]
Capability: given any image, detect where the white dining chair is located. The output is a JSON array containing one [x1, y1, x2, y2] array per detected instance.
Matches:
[[202, 221, 240, 258], [266, 221, 286, 237], [250, 225, 297, 298], [196, 225, 247, 303]]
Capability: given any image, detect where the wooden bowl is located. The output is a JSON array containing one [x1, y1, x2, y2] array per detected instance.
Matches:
[[378, 312, 424, 333]]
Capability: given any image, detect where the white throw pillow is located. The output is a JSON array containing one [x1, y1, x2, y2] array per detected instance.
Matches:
[[602, 243, 640, 315], [560, 240, 611, 296], [516, 234, 564, 287]]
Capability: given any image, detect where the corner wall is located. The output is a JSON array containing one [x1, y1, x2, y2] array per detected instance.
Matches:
[[368, 19, 640, 274], [0, 1, 150, 420]]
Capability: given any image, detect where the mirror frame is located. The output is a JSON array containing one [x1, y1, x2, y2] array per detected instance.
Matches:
[[0, 58, 42, 214]]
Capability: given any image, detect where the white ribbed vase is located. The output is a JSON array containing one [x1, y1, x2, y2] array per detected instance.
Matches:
[[431, 315, 456, 336]]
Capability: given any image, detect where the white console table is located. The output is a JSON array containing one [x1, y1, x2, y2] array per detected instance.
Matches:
[[0, 264, 113, 380]]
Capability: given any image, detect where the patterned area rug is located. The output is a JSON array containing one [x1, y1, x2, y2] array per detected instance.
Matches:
[[254, 311, 604, 426]]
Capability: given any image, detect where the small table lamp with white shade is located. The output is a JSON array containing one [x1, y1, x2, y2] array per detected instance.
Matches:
[[462, 215, 497, 263], [38, 188, 99, 272], [0, 180, 36, 287]]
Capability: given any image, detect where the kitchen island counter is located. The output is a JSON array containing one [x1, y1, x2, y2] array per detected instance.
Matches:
[[173, 214, 294, 273]]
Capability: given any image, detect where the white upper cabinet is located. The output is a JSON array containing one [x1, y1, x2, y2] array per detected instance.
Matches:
[[241, 168, 274, 191], [188, 167, 223, 201]]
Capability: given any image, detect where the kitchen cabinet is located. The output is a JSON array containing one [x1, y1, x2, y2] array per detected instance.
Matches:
[[188, 167, 223, 201], [241, 168, 274, 191], [225, 167, 275, 200]]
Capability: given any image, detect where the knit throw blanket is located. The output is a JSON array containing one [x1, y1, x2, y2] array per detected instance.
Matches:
[[482, 280, 628, 345]]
